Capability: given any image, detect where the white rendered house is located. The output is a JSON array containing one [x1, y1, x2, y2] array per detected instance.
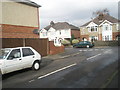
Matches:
[[40, 21, 80, 46]]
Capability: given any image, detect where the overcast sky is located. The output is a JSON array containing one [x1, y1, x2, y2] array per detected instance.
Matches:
[[31, 0, 119, 29]]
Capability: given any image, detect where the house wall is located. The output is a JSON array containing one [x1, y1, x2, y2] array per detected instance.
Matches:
[[80, 23, 120, 41], [2, 24, 39, 38], [112, 24, 119, 32], [113, 32, 120, 40], [71, 29, 80, 39], [1, 0, 40, 38], [40, 28, 71, 40], [0, 1, 2, 24], [2, 0, 39, 27], [80, 35, 89, 41]]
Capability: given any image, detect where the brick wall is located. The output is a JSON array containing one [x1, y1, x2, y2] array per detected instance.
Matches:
[[94, 41, 120, 46], [80, 35, 89, 41], [1, 24, 39, 38], [71, 30, 80, 39], [113, 32, 120, 40], [49, 41, 65, 55]]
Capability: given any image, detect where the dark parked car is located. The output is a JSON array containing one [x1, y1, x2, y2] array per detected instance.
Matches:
[[73, 41, 94, 48]]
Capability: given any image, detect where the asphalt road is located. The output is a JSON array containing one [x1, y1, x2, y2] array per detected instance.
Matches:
[[2, 46, 119, 88]]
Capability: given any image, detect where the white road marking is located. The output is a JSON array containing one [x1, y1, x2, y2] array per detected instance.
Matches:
[[79, 50, 83, 52], [88, 49, 93, 51], [95, 49, 98, 51], [29, 79, 35, 83], [83, 50, 87, 51], [87, 53, 102, 61], [38, 63, 77, 79], [104, 49, 112, 53]]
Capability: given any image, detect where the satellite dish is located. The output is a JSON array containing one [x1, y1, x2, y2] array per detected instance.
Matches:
[[33, 29, 39, 34]]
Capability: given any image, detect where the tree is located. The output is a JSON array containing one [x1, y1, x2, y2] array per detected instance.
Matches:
[[92, 8, 109, 17], [70, 34, 75, 45]]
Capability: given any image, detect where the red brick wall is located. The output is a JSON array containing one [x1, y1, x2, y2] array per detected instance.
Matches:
[[1, 24, 39, 38], [80, 35, 89, 41], [49, 41, 65, 55], [113, 32, 120, 40], [71, 30, 80, 39], [98, 34, 102, 41]]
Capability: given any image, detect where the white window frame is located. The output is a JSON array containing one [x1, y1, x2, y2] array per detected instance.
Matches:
[[88, 26, 98, 32]]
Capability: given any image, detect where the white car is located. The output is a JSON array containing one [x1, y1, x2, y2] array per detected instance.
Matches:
[[0, 47, 42, 75]]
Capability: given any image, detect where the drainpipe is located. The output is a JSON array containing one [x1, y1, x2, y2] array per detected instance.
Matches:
[[23, 38, 25, 47]]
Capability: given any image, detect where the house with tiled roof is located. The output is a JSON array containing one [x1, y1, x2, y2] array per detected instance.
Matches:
[[80, 14, 120, 41], [0, 0, 41, 38], [40, 21, 80, 46]]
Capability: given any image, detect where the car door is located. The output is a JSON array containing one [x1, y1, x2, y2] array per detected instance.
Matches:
[[21, 48, 35, 68], [4, 49, 22, 74], [79, 42, 84, 47], [83, 41, 88, 47]]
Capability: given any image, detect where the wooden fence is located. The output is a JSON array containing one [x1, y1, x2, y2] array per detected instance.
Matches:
[[1, 38, 49, 56]]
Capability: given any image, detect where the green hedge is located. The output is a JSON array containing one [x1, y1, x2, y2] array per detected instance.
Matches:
[[94, 41, 120, 46]]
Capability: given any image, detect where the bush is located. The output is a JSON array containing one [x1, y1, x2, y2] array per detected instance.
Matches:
[[61, 40, 70, 46], [72, 39, 79, 44]]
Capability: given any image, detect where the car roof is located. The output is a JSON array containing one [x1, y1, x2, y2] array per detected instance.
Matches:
[[2, 47, 32, 50]]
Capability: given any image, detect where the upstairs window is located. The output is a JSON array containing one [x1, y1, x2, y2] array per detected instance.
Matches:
[[43, 32, 47, 36], [103, 24, 111, 31], [88, 26, 98, 32], [116, 24, 119, 30]]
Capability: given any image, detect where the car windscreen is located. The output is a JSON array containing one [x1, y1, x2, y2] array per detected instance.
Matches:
[[0, 49, 11, 59]]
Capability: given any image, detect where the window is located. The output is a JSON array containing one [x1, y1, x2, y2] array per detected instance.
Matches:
[[116, 24, 119, 30], [110, 35, 112, 40], [103, 24, 110, 31], [22, 48, 34, 57], [88, 26, 98, 32], [91, 26, 94, 32], [7, 49, 21, 60], [43, 32, 47, 36], [105, 25, 108, 30]]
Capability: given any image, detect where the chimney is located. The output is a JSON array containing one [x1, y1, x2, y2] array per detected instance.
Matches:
[[98, 13, 104, 20], [50, 21, 54, 26]]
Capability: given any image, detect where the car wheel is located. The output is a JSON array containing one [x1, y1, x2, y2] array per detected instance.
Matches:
[[86, 45, 90, 48], [32, 61, 40, 71]]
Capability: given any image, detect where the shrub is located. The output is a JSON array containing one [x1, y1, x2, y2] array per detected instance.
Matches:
[[72, 39, 79, 44], [61, 40, 70, 46]]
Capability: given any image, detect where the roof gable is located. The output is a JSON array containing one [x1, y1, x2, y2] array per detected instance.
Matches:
[[86, 21, 98, 27], [81, 14, 118, 27], [99, 20, 113, 26]]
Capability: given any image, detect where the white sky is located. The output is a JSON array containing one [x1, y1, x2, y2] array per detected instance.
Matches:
[[31, 0, 119, 29]]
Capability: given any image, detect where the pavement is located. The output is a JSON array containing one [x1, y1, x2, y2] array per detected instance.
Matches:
[[43, 47, 80, 60]]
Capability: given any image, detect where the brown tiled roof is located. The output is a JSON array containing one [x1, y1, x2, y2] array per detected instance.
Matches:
[[44, 22, 80, 31], [81, 14, 119, 27]]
